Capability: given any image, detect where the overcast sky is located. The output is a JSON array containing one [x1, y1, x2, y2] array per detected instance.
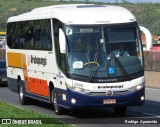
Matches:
[[91, 0, 160, 3]]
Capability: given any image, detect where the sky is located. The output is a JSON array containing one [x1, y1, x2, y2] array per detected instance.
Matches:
[[91, 0, 160, 3]]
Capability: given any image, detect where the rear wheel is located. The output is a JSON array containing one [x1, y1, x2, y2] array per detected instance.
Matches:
[[114, 106, 127, 115], [51, 89, 64, 115], [18, 80, 28, 105]]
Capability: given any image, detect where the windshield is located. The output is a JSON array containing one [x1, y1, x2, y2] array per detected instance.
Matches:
[[65, 24, 143, 80]]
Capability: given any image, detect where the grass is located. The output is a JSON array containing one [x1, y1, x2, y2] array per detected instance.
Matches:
[[0, 101, 72, 127]]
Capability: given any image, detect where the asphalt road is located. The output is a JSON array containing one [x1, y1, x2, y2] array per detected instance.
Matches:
[[0, 87, 160, 127]]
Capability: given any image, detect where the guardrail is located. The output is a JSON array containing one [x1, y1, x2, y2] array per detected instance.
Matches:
[[0, 49, 6, 60], [144, 52, 160, 71]]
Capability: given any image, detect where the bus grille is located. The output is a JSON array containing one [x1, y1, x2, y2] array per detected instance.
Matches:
[[86, 89, 133, 96]]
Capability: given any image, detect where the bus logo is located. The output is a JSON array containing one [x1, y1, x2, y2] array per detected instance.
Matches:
[[106, 91, 113, 96], [30, 55, 47, 66]]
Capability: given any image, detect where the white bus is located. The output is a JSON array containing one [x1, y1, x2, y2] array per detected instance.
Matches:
[[6, 4, 152, 115]]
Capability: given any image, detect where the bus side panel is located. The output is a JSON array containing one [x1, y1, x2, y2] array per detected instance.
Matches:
[[7, 52, 24, 92], [21, 79, 50, 103], [7, 52, 23, 68], [55, 87, 69, 107], [7, 77, 18, 92], [29, 77, 49, 97]]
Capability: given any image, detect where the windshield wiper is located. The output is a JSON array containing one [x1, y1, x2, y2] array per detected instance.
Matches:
[[110, 53, 129, 80], [88, 43, 99, 82]]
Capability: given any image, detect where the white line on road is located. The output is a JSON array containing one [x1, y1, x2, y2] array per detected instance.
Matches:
[[130, 110, 160, 118], [142, 113, 160, 118]]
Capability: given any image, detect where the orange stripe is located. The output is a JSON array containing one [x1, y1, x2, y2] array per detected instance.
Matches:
[[7, 52, 49, 97], [7, 52, 23, 68], [29, 77, 49, 97]]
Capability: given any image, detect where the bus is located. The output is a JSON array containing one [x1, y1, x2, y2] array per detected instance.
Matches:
[[0, 32, 7, 85], [0, 31, 6, 54], [6, 4, 152, 115], [0, 32, 6, 42]]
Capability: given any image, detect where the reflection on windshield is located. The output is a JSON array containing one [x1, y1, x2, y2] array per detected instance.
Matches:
[[65, 25, 143, 79], [106, 28, 137, 59], [67, 27, 102, 67]]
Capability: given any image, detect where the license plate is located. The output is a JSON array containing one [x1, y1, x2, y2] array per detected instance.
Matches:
[[2, 78, 7, 81], [103, 99, 116, 104]]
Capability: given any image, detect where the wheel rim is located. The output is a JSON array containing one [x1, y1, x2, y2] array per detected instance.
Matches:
[[19, 83, 23, 101], [53, 92, 58, 112]]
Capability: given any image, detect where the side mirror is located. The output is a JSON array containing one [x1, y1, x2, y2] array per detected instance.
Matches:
[[59, 28, 66, 54], [139, 26, 152, 51]]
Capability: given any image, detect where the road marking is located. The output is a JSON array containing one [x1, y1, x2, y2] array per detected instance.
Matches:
[[142, 113, 160, 117], [130, 110, 160, 117]]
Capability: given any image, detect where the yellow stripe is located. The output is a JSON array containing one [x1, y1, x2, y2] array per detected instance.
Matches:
[[0, 32, 6, 35], [7, 52, 23, 68]]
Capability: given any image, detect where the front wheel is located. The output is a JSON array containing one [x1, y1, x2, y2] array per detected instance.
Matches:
[[51, 89, 64, 115], [18, 80, 28, 105], [114, 106, 127, 115]]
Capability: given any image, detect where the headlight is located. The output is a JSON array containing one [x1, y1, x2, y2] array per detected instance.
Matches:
[[66, 83, 89, 94], [133, 82, 145, 91]]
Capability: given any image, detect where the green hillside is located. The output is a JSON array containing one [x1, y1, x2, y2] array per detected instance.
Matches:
[[0, 0, 160, 35]]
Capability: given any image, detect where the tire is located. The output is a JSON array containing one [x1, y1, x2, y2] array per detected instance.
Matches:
[[114, 106, 127, 115], [51, 89, 64, 115], [18, 80, 28, 105]]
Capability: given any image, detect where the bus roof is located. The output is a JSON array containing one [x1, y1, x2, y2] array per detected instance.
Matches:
[[7, 4, 136, 25]]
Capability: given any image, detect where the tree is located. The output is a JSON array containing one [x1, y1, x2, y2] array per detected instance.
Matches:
[[85, 0, 89, 4], [121, 0, 127, 3]]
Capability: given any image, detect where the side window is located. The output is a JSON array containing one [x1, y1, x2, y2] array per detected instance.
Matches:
[[7, 22, 18, 48], [53, 19, 67, 74], [33, 20, 41, 49], [41, 19, 52, 50], [26, 21, 34, 49], [7, 22, 15, 48], [18, 22, 26, 48], [7, 21, 33, 49], [7, 19, 52, 51]]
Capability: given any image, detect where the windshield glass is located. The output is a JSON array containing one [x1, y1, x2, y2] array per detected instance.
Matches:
[[65, 24, 143, 79]]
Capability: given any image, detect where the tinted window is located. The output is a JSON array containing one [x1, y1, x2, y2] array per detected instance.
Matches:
[[7, 19, 52, 51]]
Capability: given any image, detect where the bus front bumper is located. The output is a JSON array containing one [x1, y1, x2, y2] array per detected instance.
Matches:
[[62, 87, 145, 109]]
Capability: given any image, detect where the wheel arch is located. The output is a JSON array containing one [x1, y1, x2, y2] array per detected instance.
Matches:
[[48, 79, 55, 103]]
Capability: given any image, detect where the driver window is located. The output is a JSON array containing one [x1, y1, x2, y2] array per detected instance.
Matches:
[[53, 19, 67, 74]]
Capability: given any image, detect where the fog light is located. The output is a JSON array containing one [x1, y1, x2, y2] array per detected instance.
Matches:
[[141, 96, 144, 101], [71, 98, 76, 104]]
